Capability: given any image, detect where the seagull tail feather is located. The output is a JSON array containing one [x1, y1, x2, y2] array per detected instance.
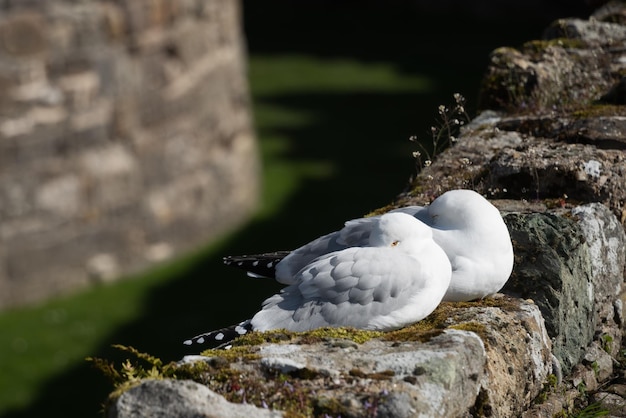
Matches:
[[222, 251, 290, 279], [183, 320, 254, 349]]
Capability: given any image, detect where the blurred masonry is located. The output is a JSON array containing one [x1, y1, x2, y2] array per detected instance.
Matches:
[[0, 1, 260, 310]]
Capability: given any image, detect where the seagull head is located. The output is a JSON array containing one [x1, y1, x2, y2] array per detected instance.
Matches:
[[369, 212, 432, 249], [428, 189, 498, 229]]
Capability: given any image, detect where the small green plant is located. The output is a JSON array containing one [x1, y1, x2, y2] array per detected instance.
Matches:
[[591, 361, 600, 377], [410, 93, 470, 172], [601, 334, 613, 354], [87, 345, 177, 396], [569, 402, 610, 418], [534, 373, 559, 404]]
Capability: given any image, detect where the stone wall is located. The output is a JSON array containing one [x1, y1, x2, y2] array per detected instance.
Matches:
[[0, 1, 259, 309]]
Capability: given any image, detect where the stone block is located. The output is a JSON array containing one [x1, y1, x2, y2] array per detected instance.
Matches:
[[0, 12, 47, 57], [0, 0, 259, 309], [107, 298, 552, 418], [110, 379, 283, 418]]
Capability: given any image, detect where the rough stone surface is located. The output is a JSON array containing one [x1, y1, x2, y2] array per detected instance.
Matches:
[[498, 203, 625, 378], [109, 379, 283, 418], [0, 0, 260, 309], [503, 211, 595, 374], [108, 298, 554, 418], [255, 329, 489, 418], [573, 203, 626, 357]]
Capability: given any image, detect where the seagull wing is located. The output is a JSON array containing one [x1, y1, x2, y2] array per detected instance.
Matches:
[[275, 217, 380, 284], [252, 246, 450, 332]]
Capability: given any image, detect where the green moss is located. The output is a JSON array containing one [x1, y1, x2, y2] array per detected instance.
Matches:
[[199, 345, 261, 362], [522, 39, 586, 56], [227, 329, 293, 347], [313, 392, 388, 417], [384, 298, 518, 345], [313, 396, 348, 416], [571, 104, 626, 118], [383, 304, 459, 343], [534, 373, 559, 405], [449, 322, 488, 339], [453, 297, 520, 312], [297, 327, 383, 345], [88, 345, 183, 407], [384, 325, 445, 343], [196, 327, 383, 364], [348, 368, 367, 378], [365, 203, 398, 217], [348, 368, 395, 381], [223, 326, 383, 349], [601, 334, 614, 354]]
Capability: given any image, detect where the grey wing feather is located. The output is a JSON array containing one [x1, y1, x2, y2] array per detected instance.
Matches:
[[275, 217, 379, 284], [275, 207, 425, 285], [336, 217, 380, 246], [253, 247, 426, 331]]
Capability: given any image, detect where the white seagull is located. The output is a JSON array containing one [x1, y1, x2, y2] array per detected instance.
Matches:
[[184, 212, 452, 347], [411, 189, 514, 301], [226, 189, 513, 302]]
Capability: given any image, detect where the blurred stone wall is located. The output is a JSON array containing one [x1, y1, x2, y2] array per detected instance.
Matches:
[[0, 0, 260, 309]]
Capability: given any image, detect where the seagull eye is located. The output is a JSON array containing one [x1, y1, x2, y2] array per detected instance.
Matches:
[[391, 240, 399, 247]]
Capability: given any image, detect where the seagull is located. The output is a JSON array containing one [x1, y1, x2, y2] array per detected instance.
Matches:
[[183, 212, 452, 347], [225, 189, 514, 302], [412, 189, 514, 301]]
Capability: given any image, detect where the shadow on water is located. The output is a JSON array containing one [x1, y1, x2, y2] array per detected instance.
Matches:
[[3, 1, 592, 417]]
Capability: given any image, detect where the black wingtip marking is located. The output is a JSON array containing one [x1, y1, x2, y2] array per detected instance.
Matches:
[[222, 251, 290, 279], [183, 320, 254, 349]]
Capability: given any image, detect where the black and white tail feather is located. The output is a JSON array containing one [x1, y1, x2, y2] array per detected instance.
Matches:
[[222, 251, 289, 279], [183, 320, 254, 349], [182, 252, 288, 350]]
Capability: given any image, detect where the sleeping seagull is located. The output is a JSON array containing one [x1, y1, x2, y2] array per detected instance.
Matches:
[[184, 212, 452, 347], [225, 189, 513, 302]]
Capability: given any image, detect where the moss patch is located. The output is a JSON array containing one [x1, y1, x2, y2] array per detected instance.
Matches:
[[384, 297, 519, 345], [200, 345, 261, 362], [571, 104, 626, 118], [450, 322, 488, 340], [522, 39, 586, 56], [221, 327, 383, 350]]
